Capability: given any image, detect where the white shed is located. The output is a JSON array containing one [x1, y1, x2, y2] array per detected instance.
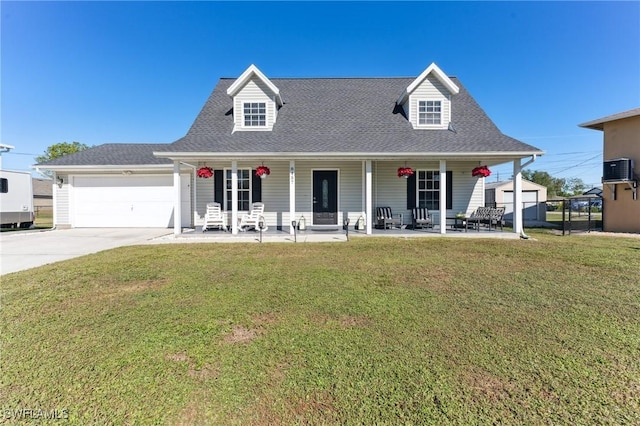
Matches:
[[485, 179, 547, 222]]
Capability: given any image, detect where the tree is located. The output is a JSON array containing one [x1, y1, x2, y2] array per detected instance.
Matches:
[[521, 169, 564, 198], [521, 169, 587, 198], [564, 177, 586, 196], [35, 142, 90, 177]]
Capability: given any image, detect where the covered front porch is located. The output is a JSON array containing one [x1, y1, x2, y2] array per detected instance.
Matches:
[[165, 156, 538, 238]]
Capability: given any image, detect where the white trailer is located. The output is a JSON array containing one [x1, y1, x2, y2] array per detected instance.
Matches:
[[0, 170, 35, 228]]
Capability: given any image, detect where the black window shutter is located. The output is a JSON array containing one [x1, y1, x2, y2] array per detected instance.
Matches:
[[252, 170, 262, 203], [214, 170, 224, 204], [407, 174, 416, 209], [446, 171, 453, 210]]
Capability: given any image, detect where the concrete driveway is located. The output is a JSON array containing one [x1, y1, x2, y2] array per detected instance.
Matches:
[[0, 228, 172, 275]]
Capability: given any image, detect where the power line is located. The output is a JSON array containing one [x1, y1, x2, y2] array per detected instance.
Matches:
[[4, 151, 38, 156]]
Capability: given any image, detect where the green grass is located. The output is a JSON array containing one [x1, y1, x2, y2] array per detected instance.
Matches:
[[34, 210, 53, 228], [2, 232, 639, 424]]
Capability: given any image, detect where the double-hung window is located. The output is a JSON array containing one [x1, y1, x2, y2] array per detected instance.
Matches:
[[243, 102, 266, 127], [417, 170, 441, 210], [418, 100, 442, 125], [225, 169, 251, 211]]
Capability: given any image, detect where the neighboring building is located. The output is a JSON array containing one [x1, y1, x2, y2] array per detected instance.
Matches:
[[583, 187, 603, 197], [36, 63, 544, 235], [485, 179, 547, 222], [32, 177, 53, 212], [580, 108, 640, 233]]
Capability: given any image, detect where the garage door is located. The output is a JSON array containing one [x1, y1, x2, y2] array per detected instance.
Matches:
[[503, 190, 539, 220], [72, 175, 191, 228]]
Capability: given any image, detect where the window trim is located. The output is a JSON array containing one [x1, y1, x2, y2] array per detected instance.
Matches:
[[417, 99, 443, 127], [407, 170, 452, 210], [224, 168, 252, 211], [242, 101, 267, 128], [416, 170, 442, 210]]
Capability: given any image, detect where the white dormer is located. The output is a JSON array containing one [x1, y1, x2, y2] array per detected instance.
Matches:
[[397, 63, 459, 130], [227, 64, 283, 132]]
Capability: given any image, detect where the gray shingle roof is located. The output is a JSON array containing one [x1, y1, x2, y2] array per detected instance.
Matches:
[[36, 143, 172, 166], [164, 77, 542, 155], [37, 75, 543, 167]]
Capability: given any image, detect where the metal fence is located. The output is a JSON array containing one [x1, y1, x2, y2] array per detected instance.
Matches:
[[561, 195, 603, 235]]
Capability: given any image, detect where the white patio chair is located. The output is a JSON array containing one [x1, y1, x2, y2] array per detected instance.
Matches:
[[203, 202, 227, 232], [238, 202, 268, 232]]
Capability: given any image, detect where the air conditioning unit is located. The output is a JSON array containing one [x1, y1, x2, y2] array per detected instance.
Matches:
[[603, 158, 634, 182]]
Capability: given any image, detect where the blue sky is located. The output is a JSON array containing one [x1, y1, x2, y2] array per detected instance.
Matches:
[[2, 1, 638, 187]]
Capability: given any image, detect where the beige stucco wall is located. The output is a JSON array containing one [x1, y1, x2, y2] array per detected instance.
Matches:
[[602, 115, 640, 233]]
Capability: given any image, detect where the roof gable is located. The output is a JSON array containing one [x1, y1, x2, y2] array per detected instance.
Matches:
[[226, 64, 283, 106], [397, 63, 460, 105]]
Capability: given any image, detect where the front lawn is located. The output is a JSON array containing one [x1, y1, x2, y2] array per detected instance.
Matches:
[[1, 232, 639, 424]]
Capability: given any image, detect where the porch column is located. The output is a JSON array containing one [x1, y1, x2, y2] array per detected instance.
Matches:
[[513, 159, 523, 235], [231, 161, 238, 235], [439, 160, 447, 234], [173, 160, 182, 236], [289, 160, 296, 235], [365, 160, 373, 235]]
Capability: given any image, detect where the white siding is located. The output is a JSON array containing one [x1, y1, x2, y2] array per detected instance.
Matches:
[[194, 170, 214, 225], [374, 161, 484, 223], [233, 77, 277, 131], [194, 161, 366, 229], [55, 175, 70, 226], [408, 75, 451, 129], [194, 160, 486, 229], [374, 161, 411, 222]]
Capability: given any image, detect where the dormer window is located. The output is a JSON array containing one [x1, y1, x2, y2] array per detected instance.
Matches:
[[227, 65, 283, 132], [244, 102, 266, 127], [418, 100, 442, 126], [396, 63, 459, 130]]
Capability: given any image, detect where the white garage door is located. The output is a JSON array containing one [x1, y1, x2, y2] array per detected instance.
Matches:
[[72, 175, 191, 228]]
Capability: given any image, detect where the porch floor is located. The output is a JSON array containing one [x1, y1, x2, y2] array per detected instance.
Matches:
[[150, 225, 521, 244]]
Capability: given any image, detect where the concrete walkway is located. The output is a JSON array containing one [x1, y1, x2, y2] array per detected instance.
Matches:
[[0, 228, 172, 275], [1, 226, 522, 275]]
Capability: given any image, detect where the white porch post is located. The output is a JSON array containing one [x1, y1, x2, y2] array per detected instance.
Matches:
[[365, 160, 373, 235], [513, 158, 523, 235], [231, 161, 238, 235], [439, 160, 447, 234], [52, 172, 58, 228], [173, 161, 182, 236], [289, 160, 296, 235]]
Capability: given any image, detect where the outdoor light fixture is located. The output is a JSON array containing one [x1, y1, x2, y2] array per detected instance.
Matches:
[[56, 176, 64, 187], [258, 219, 265, 243], [291, 220, 297, 243], [344, 217, 350, 241]]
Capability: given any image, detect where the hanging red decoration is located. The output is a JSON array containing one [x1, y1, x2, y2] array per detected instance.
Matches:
[[197, 166, 213, 178], [397, 167, 415, 178], [255, 165, 271, 178], [471, 165, 492, 178]]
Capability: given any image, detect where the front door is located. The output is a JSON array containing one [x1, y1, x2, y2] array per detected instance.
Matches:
[[313, 170, 338, 225]]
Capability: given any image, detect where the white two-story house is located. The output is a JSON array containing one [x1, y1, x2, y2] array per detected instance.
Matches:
[[37, 63, 544, 235]]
